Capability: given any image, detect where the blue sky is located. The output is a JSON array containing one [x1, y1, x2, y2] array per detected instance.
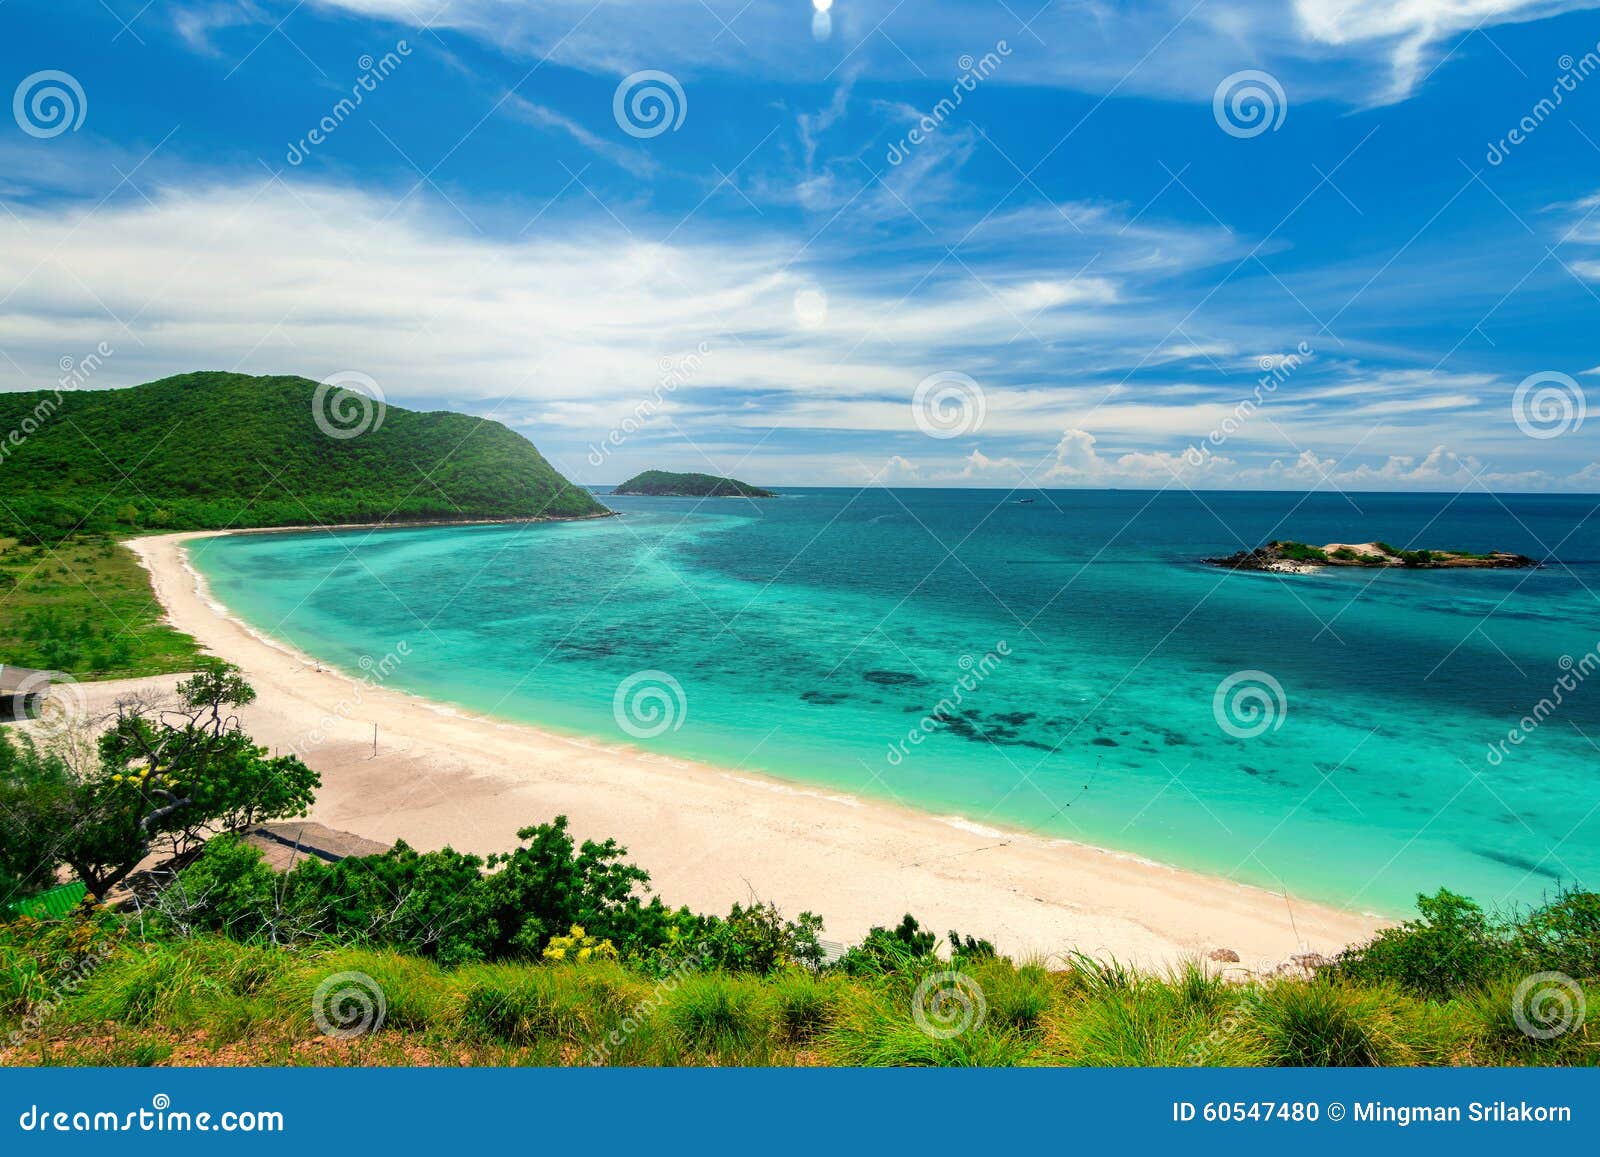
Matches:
[[2, 0, 1600, 490]]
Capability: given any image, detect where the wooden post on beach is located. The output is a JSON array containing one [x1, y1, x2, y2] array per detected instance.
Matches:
[[372, 723, 378, 758]]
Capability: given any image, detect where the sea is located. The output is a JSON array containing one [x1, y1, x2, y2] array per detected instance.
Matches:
[[190, 487, 1600, 916]]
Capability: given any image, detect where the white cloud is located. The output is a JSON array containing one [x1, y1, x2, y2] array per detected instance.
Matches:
[[502, 95, 658, 178], [869, 430, 1600, 491], [292, 0, 1600, 102], [1, 174, 1590, 489], [1293, 0, 1596, 101]]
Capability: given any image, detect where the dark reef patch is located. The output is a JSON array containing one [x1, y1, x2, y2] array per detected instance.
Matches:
[[863, 669, 922, 686], [800, 689, 849, 705]]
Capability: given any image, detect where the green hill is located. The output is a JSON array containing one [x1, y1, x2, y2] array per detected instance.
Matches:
[[0, 372, 608, 543], [613, 469, 776, 498]]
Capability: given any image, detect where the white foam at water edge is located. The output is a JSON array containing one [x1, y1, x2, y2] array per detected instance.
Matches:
[[173, 542, 232, 618], [935, 815, 1007, 838], [724, 774, 862, 807]]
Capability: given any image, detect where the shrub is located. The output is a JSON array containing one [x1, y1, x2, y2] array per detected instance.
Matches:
[[822, 984, 1035, 1066], [1512, 887, 1600, 979], [542, 925, 618, 964], [659, 974, 769, 1054], [459, 961, 637, 1047], [969, 958, 1055, 1035], [834, 914, 939, 975], [1336, 889, 1513, 998], [766, 971, 844, 1043], [698, 901, 824, 974], [1251, 981, 1416, 1067]]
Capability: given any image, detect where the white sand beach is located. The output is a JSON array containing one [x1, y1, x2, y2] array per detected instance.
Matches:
[[87, 530, 1383, 968]]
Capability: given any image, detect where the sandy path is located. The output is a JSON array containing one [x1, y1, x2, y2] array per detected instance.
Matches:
[[93, 530, 1381, 968]]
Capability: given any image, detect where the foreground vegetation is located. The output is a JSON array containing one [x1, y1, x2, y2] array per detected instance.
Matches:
[[2, 896, 1595, 1067], [3, 663, 1595, 1067]]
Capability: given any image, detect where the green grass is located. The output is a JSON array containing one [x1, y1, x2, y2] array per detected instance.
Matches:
[[5, 927, 1592, 1067], [0, 535, 205, 679]]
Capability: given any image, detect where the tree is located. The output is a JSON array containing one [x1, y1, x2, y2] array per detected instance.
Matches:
[[0, 661, 319, 901], [0, 731, 77, 904]]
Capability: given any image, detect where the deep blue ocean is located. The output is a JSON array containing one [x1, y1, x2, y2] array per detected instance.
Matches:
[[191, 488, 1600, 915]]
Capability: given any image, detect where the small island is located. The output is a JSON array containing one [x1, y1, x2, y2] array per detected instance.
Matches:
[[1205, 540, 1538, 574], [612, 470, 777, 498]]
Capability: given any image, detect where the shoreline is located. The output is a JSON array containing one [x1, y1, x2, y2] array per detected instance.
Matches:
[[114, 528, 1384, 968]]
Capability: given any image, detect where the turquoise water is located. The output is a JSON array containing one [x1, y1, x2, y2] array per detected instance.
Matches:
[[191, 489, 1600, 916]]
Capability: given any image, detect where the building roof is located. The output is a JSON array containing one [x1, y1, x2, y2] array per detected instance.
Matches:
[[0, 665, 54, 694], [241, 821, 393, 871]]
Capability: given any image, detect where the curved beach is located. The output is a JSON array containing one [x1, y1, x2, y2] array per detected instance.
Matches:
[[110, 530, 1383, 967]]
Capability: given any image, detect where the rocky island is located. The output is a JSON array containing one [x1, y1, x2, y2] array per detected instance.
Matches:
[[612, 470, 777, 498], [1205, 540, 1539, 574]]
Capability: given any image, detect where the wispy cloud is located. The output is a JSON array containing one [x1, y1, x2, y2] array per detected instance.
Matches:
[[502, 94, 658, 178]]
